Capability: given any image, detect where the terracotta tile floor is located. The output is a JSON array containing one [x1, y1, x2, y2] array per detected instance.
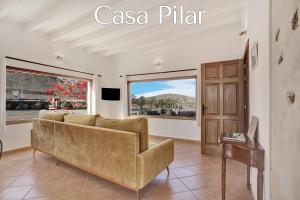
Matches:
[[0, 137, 252, 200]]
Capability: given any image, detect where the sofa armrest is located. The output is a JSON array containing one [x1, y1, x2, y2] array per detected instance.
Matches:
[[136, 139, 174, 189], [32, 119, 56, 155]]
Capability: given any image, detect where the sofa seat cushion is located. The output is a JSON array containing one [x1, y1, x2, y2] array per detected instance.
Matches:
[[39, 111, 68, 122], [64, 114, 100, 126], [95, 117, 148, 152]]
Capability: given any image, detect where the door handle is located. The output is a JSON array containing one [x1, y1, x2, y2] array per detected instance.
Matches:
[[202, 104, 208, 116]]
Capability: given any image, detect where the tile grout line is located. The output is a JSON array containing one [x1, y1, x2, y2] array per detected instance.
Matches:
[[0, 142, 252, 200], [21, 185, 34, 200], [171, 166, 195, 193], [175, 172, 200, 200]]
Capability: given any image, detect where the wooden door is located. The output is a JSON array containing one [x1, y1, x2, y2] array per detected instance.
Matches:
[[201, 60, 245, 154], [243, 40, 250, 131]]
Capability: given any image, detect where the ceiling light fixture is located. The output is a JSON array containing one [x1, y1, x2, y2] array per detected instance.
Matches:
[[154, 61, 163, 71], [56, 56, 63, 61], [239, 30, 247, 36]]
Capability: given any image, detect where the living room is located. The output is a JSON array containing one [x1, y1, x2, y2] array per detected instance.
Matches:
[[0, 0, 299, 200]]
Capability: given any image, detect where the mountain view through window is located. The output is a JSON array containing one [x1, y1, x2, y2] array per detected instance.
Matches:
[[129, 78, 196, 119]]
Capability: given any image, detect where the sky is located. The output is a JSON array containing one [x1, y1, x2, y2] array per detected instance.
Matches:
[[131, 79, 196, 98]]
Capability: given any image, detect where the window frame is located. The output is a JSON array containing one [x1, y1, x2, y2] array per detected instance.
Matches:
[[127, 76, 197, 121], [5, 66, 92, 125]]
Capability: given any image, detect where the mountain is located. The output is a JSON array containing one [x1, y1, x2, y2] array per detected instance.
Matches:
[[6, 72, 57, 100], [6, 72, 55, 92], [150, 93, 196, 111]]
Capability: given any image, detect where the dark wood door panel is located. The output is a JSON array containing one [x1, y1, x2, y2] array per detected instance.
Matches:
[[223, 120, 240, 133], [223, 83, 239, 116], [205, 83, 220, 115], [205, 65, 220, 80], [205, 119, 220, 144], [223, 63, 239, 78]]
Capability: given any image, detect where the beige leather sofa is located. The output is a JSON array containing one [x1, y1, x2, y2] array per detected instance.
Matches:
[[31, 111, 174, 195]]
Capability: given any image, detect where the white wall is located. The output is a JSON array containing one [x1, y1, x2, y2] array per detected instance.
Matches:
[[0, 56, 6, 148], [0, 20, 112, 151], [245, 0, 270, 199], [2, 123, 32, 151], [0, 17, 243, 148], [149, 119, 199, 140], [106, 23, 243, 141], [271, 0, 300, 199]]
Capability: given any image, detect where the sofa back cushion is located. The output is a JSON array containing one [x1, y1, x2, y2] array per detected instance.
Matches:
[[64, 114, 99, 126], [39, 111, 67, 122], [95, 117, 148, 152]]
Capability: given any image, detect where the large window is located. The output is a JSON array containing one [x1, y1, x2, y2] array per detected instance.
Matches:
[[6, 67, 90, 124], [128, 77, 196, 120]]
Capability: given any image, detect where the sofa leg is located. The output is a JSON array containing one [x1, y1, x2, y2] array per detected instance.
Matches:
[[136, 190, 140, 200], [166, 166, 170, 175]]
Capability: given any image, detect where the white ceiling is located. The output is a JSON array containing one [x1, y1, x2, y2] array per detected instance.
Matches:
[[0, 0, 244, 57]]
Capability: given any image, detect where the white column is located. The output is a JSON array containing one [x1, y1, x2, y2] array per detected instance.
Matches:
[[87, 81, 92, 114], [91, 75, 100, 115], [0, 55, 6, 139], [120, 75, 128, 119]]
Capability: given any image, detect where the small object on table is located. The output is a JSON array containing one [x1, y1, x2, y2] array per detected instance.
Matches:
[[223, 132, 246, 143], [220, 116, 264, 200]]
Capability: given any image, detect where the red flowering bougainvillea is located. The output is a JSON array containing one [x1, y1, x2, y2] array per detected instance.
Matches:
[[45, 78, 88, 110]]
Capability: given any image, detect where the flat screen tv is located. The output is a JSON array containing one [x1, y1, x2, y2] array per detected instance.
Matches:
[[101, 88, 120, 101]]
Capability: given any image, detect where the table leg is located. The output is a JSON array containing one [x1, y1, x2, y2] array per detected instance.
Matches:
[[0, 140, 2, 160], [257, 170, 263, 200], [247, 165, 250, 189], [222, 150, 226, 200]]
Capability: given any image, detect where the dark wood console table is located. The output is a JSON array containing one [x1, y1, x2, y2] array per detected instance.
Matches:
[[220, 117, 265, 200]]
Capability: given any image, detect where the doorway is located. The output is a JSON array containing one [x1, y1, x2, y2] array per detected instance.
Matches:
[[201, 59, 246, 154]]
